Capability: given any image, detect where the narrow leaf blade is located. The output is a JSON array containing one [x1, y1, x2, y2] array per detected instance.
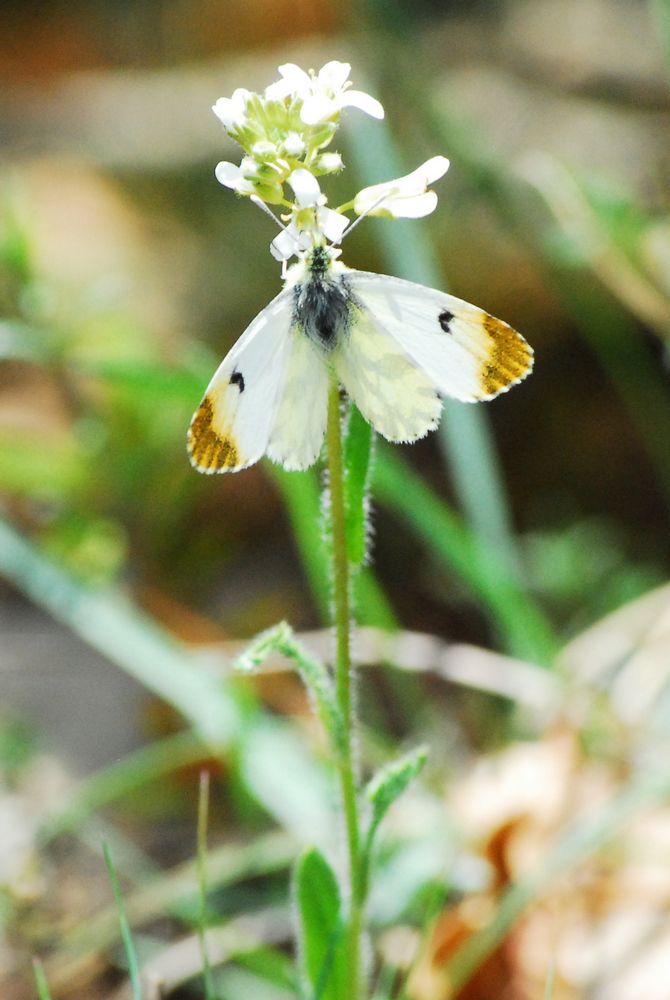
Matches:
[[366, 745, 428, 842], [295, 847, 347, 1000], [344, 404, 374, 566]]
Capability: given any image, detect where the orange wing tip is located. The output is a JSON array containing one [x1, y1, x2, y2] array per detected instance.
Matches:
[[478, 314, 534, 399], [187, 396, 241, 473]]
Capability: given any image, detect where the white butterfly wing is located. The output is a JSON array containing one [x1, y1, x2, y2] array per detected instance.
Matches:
[[266, 323, 329, 470], [188, 289, 330, 473], [345, 271, 533, 403], [188, 263, 533, 472], [188, 290, 294, 473], [332, 307, 442, 443]]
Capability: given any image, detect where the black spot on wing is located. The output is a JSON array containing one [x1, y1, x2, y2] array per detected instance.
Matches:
[[438, 309, 454, 333], [230, 370, 245, 392]]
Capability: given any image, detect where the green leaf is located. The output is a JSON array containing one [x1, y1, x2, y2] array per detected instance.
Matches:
[[360, 746, 428, 905], [0, 203, 33, 284], [0, 519, 241, 749], [295, 847, 348, 1000], [235, 946, 299, 993], [544, 965, 556, 1000], [0, 434, 86, 501], [270, 465, 330, 621], [345, 113, 525, 583], [343, 404, 373, 566], [271, 463, 396, 631], [103, 841, 142, 1000], [41, 730, 206, 843], [651, 0, 670, 75], [373, 447, 558, 663], [239, 719, 334, 846], [366, 746, 428, 843], [31, 959, 54, 1000], [196, 772, 216, 1000], [235, 622, 343, 755]]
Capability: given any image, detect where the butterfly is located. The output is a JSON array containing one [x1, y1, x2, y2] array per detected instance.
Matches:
[[187, 244, 533, 474]]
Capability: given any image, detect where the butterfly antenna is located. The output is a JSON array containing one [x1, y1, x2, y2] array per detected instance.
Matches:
[[250, 196, 289, 232], [335, 192, 391, 245]]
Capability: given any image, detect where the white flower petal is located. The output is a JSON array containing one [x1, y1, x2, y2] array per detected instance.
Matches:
[[424, 155, 450, 183], [340, 90, 384, 119], [212, 99, 240, 130], [282, 131, 305, 156], [317, 61, 351, 93], [215, 161, 243, 187], [386, 191, 439, 218], [353, 182, 391, 215], [353, 155, 449, 215], [212, 89, 251, 129], [251, 140, 276, 160], [407, 155, 450, 188], [288, 168, 322, 206], [319, 207, 350, 243], [316, 152, 343, 172], [276, 63, 312, 96], [271, 228, 301, 261], [300, 94, 339, 125], [264, 78, 295, 101]]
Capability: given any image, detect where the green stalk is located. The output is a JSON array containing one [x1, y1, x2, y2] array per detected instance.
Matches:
[[197, 770, 216, 1000], [651, 0, 670, 72], [326, 381, 363, 1000], [102, 841, 142, 1000]]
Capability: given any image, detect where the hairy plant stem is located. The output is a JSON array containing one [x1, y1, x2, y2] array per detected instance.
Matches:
[[326, 380, 363, 1000]]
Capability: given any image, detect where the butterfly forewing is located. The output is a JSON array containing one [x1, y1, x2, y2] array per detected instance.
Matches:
[[346, 272, 533, 402], [187, 291, 294, 473]]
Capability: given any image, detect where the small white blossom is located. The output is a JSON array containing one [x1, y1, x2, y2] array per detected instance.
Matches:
[[319, 206, 349, 244], [315, 152, 343, 173], [270, 223, 312, 262], [216, 154, 286, 197], [215, 159, 255, 193], [282, 132, 306, 157], [251, 140, 277, 160], [267, 61, 384, 125], [288, 168, 322, 207], [212, 88, 252, 131], [270, 191, 350, 262], [353, 156, 450, 219]]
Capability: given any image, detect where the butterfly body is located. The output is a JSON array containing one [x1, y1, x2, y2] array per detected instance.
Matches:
[[291, 248, 358, 351], [187, 247, 533, 474]]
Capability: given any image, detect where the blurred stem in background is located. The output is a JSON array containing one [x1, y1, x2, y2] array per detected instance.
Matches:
[[426, 102, 670, 513], [344, 84, 558, 664], [358, 30, 670, 525], [651, 0, 670, 72], [345, 113, 524, 584]]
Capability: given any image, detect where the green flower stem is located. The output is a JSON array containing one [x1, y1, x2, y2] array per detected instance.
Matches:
[[326, 380, 363, 1000]]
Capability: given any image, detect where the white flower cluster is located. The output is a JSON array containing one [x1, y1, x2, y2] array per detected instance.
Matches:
[[212, 61, 449, 262]]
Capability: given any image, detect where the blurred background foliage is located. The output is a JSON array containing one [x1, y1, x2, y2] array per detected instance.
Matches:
[[3, 0, 670, 998]]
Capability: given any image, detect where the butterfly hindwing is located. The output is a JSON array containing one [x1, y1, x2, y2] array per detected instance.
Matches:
[[332, 305, 442, 443], [345, 271, 533, 403], [267, 323, 330, 470]]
